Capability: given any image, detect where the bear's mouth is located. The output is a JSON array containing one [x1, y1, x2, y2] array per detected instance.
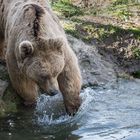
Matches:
[[39, 87, 59, 96]]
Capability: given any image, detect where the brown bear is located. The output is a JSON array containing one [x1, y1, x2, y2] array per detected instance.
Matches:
[[0, 0, 82, 115]]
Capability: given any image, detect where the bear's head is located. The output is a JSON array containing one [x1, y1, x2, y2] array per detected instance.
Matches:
[[15, 37, 65, 96]]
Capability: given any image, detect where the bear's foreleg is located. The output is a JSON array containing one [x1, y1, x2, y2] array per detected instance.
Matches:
[[58, 62, 82, 116], [6, 56, 38, 105]]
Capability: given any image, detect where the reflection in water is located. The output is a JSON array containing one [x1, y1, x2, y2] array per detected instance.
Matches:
[[0, 79, 140, 140]]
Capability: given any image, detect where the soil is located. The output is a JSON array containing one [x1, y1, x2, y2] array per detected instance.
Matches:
[[69, 14, 140, 74], [57, 0, 140, 74]]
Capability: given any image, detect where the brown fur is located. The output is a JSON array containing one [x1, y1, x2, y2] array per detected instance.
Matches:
[[0, 0, 82, 115]]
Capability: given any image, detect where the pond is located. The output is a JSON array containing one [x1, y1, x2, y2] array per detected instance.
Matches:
[[0, 78, 140, 140]]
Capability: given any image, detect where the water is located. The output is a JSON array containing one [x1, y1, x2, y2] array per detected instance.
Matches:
[[0, 78, 140, 140]]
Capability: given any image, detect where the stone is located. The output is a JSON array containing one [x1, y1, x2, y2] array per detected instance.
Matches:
[[68, 35, 117, 87], [0, 79, 8, 99]]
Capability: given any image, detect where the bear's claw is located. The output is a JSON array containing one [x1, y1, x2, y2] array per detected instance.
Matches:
[[65, 100, 81, 116]]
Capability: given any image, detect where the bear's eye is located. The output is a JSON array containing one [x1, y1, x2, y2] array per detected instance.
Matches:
[[40, 74, 50, 82]]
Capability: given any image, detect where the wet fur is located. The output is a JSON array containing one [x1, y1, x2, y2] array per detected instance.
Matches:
[[0, 0, 82, 115]]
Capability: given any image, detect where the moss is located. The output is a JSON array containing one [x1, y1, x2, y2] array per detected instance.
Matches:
[[132, 71, 140, 78], [131, 47, 140, 59], [3, 83, 21, 104], [117, 72, 134, 79], [0, 65, 9, 81], [0, 100, 17, 117], [0, 83, 22, 117], [0, 100, 7, 117]]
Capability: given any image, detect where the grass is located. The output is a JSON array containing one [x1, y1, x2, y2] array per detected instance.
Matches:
[[107, 0, 140, 21], [112, 0, 139, 5], [52, 0, 84, 17], [52, 0, 140, 43], [131, 47, 140, 59], [62, 17, 140, 43]]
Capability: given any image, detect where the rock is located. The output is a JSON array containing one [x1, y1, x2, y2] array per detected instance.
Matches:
[[68, 35, 117, 87], [0, 36, 117, 96], [0, 63, 19, 116], [0, 79, 8, 98], [0, 62, 9, 99]]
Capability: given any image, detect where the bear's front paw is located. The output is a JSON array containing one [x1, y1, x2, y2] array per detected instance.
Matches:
[[65, 99, 81, 116]]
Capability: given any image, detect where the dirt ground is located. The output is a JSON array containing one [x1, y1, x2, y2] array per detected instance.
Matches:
[[53, 0, 140, 75]]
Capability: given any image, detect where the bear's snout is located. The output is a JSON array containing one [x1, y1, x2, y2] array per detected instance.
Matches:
[[40, 87, 60, 96], [48, 89, 59, 96]]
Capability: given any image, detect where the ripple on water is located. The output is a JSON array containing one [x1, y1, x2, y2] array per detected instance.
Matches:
[[34, 79, 140, 140]]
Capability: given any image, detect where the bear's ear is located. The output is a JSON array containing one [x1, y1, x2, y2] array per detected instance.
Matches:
[[19, 41, 34, 59], [48, 38, 64, 53]]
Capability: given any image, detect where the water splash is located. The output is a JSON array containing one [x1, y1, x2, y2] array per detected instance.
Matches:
[[35, 94, 70, 125], [34, 87, 95, 126]]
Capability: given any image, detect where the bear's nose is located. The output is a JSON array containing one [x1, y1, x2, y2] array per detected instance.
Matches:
[[49, 90, 59, 96]]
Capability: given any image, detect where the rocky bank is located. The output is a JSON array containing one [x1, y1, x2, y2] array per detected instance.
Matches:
[[0, 35, 136, 116]]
